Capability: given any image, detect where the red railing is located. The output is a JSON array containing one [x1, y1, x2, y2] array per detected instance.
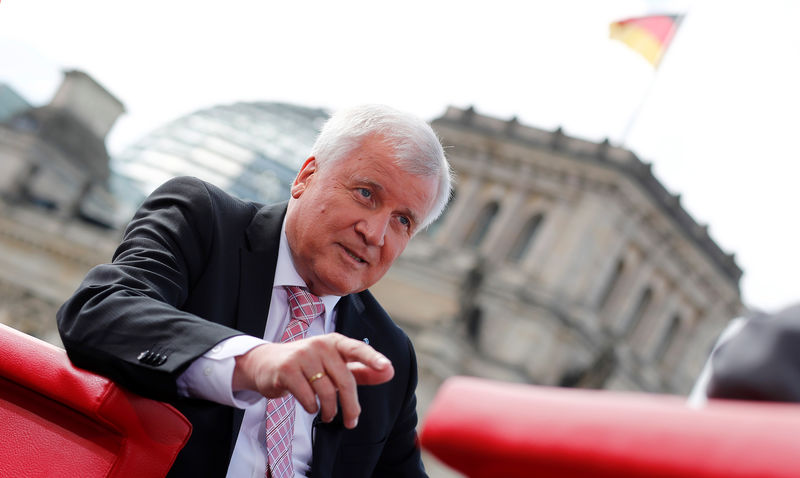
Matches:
[[0, 323, 191, 478], [420, 376, 800, 478]]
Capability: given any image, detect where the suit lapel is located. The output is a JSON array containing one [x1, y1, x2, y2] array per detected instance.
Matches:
[[234, 202, 287, 337], [236, 248, 273, 338], [335, 292, 374, 341], [230, 201, 287, 458]]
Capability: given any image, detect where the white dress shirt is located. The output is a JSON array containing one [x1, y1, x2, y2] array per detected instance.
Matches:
[[177, 221, 341, 477]]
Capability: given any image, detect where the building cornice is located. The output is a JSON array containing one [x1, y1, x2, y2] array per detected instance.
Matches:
[[432, 106, 742, 288]]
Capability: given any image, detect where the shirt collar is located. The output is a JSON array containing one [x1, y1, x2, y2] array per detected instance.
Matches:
[[275, 218, 342, 318]]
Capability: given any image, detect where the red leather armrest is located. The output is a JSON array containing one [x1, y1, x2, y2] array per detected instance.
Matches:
[[0, 323, 191, 477], [420, 376, 800, 478]]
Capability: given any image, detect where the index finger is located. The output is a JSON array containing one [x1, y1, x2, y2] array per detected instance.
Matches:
[[334, 335, 393, 374], [326, 335, 394, 428]]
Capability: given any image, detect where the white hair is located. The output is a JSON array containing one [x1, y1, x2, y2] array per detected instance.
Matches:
[[310, 104, 453, 229]]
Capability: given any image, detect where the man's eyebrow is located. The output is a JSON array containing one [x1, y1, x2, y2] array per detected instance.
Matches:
[[356, 177, 384, 192], [356, 177, 420, 227]]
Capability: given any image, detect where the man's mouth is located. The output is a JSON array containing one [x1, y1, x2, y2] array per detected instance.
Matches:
[[343, 247, 367, 264]]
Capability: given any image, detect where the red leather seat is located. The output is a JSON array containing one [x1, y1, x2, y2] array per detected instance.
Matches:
[[0, 323, 191, 477], [420, 376, 800, 478]]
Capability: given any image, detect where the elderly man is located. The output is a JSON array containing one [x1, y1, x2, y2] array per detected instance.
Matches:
[[57, 104, 452, 477]]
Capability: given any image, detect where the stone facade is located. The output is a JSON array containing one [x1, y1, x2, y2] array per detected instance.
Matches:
[[371, 106, 743, 417], [0, 71, 124, 343], [0, 203, 119, 344]]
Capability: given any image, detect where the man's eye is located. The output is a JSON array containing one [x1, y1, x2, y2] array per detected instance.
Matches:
[[358, 188, 372, 198], [398, 216, 410, 227]]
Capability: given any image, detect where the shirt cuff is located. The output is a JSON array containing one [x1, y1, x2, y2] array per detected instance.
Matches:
[[176, 335, 268, 408]]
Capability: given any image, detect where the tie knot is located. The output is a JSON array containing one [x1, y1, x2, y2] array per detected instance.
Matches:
[[284, 286, 325, 324]]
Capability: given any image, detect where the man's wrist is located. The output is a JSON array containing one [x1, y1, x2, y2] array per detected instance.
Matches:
[[232, 342, 272, 392], [177, 335, 268, 407]]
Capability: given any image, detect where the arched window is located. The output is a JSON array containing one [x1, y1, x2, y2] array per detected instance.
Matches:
[[655, 314, 681, 360], [625, 287, 653, 337], [506, 213, 544, 262], [597, 258, 624, 311], [464, 201, 499, 248]]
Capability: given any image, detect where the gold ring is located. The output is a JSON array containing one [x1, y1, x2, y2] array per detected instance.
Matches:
[[308, 372, 325, 384]]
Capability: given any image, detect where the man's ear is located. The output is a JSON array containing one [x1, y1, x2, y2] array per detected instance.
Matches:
[[291, 157, 317, 198]]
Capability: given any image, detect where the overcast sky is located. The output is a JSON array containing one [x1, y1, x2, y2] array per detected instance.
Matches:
[[1, 0, 798, 313]]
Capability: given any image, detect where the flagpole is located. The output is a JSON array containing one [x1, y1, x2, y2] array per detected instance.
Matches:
[[614, 13, 686, 148], [617, 70, 658, 146]]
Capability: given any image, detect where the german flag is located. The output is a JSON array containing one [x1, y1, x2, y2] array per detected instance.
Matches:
[[610, 14, 684, 67]]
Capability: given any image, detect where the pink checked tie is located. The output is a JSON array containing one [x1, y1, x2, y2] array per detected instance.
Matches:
[[265, 286, 325, 478]]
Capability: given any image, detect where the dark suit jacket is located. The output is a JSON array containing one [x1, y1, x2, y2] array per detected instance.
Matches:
[[708, 303, 800, 403], [57, 176, 427, 477]]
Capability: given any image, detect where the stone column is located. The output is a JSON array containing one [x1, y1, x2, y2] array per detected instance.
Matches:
[[521, 198, 573, 286], [571, 202, 638, 307], [433, 173, 481, 246], [549, 194, 622, 301], [481, 186, 527, 262], [603, 240, 670, 332], [628, 274, 669, 352], [642, 291, 682, 359], [663, 311, 700, 391], [596, 246, 642, 326]]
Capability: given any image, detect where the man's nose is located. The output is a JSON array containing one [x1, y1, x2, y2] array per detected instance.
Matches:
[[355, 213, 389, 247]]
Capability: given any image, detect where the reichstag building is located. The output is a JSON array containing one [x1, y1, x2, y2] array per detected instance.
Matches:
[[0, 71, 742, 420]]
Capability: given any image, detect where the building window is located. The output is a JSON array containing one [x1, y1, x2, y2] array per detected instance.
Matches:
[[654, 314, 681, 360], [597, 258, 625, 311], [625, 287, 653, 337], [506, 213, 544, 262], [464, 201, 499, 248]]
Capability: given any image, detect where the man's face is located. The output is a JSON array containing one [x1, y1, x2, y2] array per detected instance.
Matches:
[[285, 136, 438, 297]]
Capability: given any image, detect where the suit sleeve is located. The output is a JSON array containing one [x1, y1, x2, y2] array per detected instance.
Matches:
[[708, 303, 800, 402], [57, 176, 244, 400]]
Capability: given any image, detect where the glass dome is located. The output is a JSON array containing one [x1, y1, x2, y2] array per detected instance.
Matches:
[[111, 102, 330, 215]]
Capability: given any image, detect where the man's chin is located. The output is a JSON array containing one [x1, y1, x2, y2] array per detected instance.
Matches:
[[309, 276, 367, 297]]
